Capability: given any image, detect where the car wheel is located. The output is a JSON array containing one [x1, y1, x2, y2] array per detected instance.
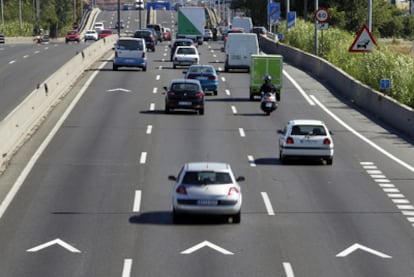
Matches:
[[232, 212, 241, 224], [165, 105, 171, 114], [173, 64, 176, 69], [213, 90, 218, 96], [143, 66, 147, 72], [326, 157, 333, 165], [113, 64, 118, 71], [172, 210, 182, 224], [199, 108, 204, 115], [279, 150, 286, 164]]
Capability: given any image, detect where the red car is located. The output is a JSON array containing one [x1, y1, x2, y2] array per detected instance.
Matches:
[[65, 30, 80, 43], [99, 29, 113, 39]]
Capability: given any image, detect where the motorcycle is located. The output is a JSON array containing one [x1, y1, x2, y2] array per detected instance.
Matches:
[[260, 91, 277, 115]]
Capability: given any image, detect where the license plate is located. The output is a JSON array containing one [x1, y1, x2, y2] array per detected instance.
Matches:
[[197, 200, 218, 206], [265, 102, 273, 108], [178, 101, 192, 106], [300, 139, 317, 144], [197, 76, 208, 80]]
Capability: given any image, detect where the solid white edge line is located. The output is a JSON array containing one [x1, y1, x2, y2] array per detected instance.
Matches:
[[133, 190, 141, 212], [310, 95, 414, 173], [122, 259, 133, 277], [283, 70, 315, 105], [283, 262, 295, 277], [0, 58, 107, 220], [261, 192, 275, 215]]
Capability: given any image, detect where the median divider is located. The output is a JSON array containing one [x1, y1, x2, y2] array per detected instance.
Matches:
[[259, 36, 414, 138], [0, 35, 118, 172]]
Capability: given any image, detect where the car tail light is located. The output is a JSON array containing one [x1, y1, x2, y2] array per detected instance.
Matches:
[[286, 137, 294, 144], [323, 138, 331, 145], [208, 75, 216, 80], [196, 92, 204, 99], [167, 91, 175, 97], [188, 74, 196, 79], [115, 51, 119, 58], [141, 52, 145, 58], [150, 36, 154, 41], [176, 185, 187, 195], [227, 187, 239, 195]]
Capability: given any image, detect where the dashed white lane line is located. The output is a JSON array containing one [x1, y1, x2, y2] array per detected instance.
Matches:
[[156, 75, 160, 80], [231, 105, 237, 114], [149, 103, 155, 111], [140, 152, 147, 164], [247, 155, 256, 167], [133, 190, 142, 212], [261, 192, 275, 215], [225, 89, 230, 96], [9, 60, 16, 64], [283, 262, 295, 277], [146, 125, 152, 134], [238, 128, 245, 137], [122, 259, 133, 277], [153, 87, 158, 94], [221, 76, 226, 82]]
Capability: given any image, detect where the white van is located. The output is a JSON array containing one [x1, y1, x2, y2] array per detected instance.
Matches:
[[94, 22, 104, 32], [224, 33, 259, 72], [231, 16, 253, 33]]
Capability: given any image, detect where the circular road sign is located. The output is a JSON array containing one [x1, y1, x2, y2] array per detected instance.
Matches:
[[314, 8, 330, 23]]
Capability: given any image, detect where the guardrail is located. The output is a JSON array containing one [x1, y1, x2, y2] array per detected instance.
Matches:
[[259, 36, 414, 139], [0, 35, 117, 172]]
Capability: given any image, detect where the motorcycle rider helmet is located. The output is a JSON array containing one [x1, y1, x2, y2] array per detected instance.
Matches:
[[265, 75, 271, 81]]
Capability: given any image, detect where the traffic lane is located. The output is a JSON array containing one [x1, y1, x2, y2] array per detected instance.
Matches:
[[218, 59, 414, 275], [0, 54, 161, 276], [0, 42, 90, 119]]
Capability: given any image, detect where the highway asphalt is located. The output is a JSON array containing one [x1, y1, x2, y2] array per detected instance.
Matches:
[[0, 8, 413, 277]]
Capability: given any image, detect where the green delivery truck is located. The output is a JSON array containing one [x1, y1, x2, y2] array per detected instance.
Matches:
[[249, 54, 283, 100]]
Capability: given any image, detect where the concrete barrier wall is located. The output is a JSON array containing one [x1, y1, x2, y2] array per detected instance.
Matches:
[[259, 36, 414, 138], [0, 35, 117, 171]]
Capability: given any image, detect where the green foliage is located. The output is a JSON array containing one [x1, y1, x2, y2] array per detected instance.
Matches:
[[280, 19, 414, 108]]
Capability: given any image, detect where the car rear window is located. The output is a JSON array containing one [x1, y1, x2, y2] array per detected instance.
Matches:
[[182, 172, 231, 185], [117, 40, 144, 50], [291, 125, 326, 136], [171, 83, 199, 92], [189, 66, 213, 73], [175, 41, 192, 47], [177, 47, 196, 54]]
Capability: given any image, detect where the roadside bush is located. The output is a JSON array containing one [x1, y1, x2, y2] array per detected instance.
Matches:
[[280, 19, 414, 108]]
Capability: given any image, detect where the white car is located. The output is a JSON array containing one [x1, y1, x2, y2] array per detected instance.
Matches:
[[172, 46, 200, 69], [94, 22, 104, 32], [278, 119, 334, 165], [84, 29, 98, 41], [169, 162, 245, 223]]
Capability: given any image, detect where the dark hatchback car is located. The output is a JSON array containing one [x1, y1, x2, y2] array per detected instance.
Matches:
[[169, 38, 195, 61], [164, 79, 205, 115], [146, 24, 163, 42], [134, 29, 156, 51]]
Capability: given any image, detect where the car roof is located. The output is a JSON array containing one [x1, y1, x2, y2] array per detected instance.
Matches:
[[184, 162, 231, 172], [288, 119, 326, 126], [117, 37, 144, 42], [174, 38, 194, 43], [169, 78, 201, 85]]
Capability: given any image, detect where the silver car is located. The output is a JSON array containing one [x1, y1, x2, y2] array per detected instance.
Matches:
[[278, 119, 334, 165], [169, 162, 245, 223]]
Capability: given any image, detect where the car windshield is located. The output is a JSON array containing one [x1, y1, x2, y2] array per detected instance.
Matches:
[[177, 47, 196, 54], [171, 83, 199, 92], [291, 125, 326, 136], [117, 40, 143, 50], [182, 172, 232, 185]]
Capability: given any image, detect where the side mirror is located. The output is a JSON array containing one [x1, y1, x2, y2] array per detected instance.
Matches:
[[182, 71, 187, 74], [168, 175, 177, 181], [277, 129, 284, 134], [329, 130, 335, 135], [236, 176, 245, 182], [163, 86, 168, 91]]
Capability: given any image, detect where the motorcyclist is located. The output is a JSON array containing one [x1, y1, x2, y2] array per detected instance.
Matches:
[[260, 75, 280, 101]]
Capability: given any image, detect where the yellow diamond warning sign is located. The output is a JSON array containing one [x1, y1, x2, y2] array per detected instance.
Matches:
[[349, 24, 377, 52]]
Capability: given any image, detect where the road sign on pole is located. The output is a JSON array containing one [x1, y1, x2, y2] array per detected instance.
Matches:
[[287, 11, 296, 29], [349, 24, 377, 52]]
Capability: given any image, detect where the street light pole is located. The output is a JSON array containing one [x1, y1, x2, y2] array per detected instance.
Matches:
[[368, 0, 372, 32]]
